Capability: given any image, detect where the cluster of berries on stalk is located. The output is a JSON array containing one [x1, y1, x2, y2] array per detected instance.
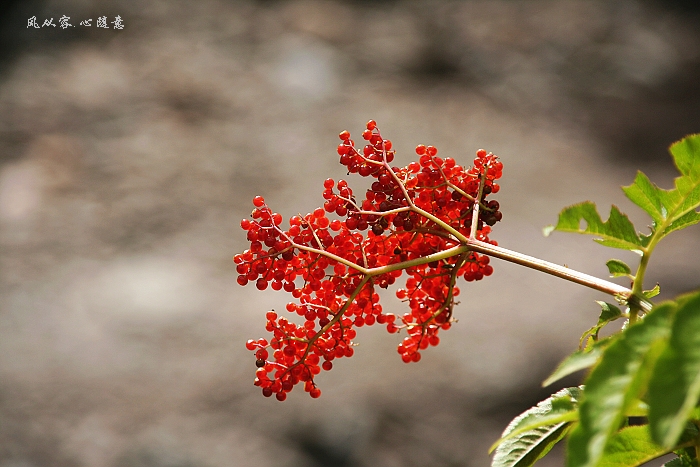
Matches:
[[234, 120, 503, 400]]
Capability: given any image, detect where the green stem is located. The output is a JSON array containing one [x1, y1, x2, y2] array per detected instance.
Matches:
[[629, 214, 669, 323], [629, 251, 652, 324]]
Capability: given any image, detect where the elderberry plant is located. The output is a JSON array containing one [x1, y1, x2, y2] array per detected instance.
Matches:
[[234, 120, 700, 467]]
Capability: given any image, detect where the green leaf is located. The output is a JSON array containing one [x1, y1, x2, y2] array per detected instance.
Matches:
[[663, 457, 691, 467], [642, 284, 660, 300], [625, 399, 649, 418], [622, 134, 700, 240], [491, 387, 581, 467], [671, 444, 700, 466], [671, 133, 700, 179], [622, 171, 665, 224], [544, 202, 644, 251], [566, 302, 676, 467], [491, 387, 581, 450], [543, 343, 607, 388], [544, 304, 625, 388], [662, 209, 700, 238], [493, 424, 572, 467], [648, 290, 700, 448], [546, 134, 700, 253], [606, 260, 633, 278], [579, 302, 625, 348], [597, 302, 624, 324], [597, 425, 695, 467]]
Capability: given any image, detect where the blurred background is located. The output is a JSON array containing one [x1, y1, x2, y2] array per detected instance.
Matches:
[[0, 0, 699, 466]]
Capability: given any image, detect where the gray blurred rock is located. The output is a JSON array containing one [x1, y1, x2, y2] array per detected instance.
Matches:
[[0, 0, 698, 466]]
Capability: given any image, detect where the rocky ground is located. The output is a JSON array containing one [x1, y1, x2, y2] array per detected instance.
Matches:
[[0, 1, 699, 466]]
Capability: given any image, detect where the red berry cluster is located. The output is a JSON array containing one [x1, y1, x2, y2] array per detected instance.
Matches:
[[234, 120, 503, 400]]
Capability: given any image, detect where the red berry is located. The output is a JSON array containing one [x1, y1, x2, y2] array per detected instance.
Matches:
[[239, 123, 502, 400]]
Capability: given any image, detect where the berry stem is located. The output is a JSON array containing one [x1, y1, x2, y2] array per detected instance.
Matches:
[[470, 239, 652, 312], [352, 237, 651, 312], [277, 233, 369, 274], [284, 222, 651, 313], [291, 275, 371, 367], [277, 206, 651, 313], [379, 155, 652, 311], [470, 169, 487, 240], [419, 251, 468, 327], [367, 244, 471, 277]]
